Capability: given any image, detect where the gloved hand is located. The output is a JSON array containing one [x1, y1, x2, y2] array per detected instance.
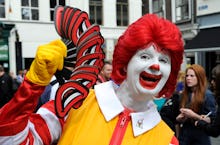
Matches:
[[26, 39, 67, 86]]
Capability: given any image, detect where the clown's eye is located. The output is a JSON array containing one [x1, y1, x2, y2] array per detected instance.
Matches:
[[159, 58, 168, 64], [140, 54, 150, 60], [159, 54, 170, 64]]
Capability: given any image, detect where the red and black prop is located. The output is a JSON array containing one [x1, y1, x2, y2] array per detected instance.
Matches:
[[54, 6, 105, 117]]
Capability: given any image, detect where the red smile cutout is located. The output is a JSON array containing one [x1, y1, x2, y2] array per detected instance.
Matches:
[[139, 71, 162, 89]]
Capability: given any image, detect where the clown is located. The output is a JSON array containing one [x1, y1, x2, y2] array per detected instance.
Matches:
[[0, 6, 183, 145]]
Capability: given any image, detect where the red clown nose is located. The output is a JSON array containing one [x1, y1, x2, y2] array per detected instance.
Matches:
[[149, 64, 160, 71]]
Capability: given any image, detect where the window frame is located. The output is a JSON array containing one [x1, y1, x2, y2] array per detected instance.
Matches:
[[50, 0, 65, 21], [0, 0, 5, 18], [21, 0, 39, 21], [142, 0, 149, 15], [175, 0, 192, 23], [89, 0, 103, 25], [116, 0, 128, 26], [149, 0, 166, 18]]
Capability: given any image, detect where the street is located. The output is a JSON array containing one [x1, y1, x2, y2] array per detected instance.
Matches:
[[211, 136, 220, 145]]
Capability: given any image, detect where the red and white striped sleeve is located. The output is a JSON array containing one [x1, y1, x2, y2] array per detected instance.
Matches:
[[0, 77, 65, 145]]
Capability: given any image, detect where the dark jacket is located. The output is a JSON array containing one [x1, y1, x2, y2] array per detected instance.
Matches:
[[0, 73, 14, 108], [197, 98, 220, 137], [160, 93, 180, 134], [178, 90, 216, 145]]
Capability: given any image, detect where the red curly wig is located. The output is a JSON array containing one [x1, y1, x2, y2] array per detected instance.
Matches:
[[111, 14, 184, 98]]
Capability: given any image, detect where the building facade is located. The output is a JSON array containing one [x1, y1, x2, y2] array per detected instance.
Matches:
[[0, 0, 140, 73], [185, 0, 220, 78], [0, 0, 219, 79]]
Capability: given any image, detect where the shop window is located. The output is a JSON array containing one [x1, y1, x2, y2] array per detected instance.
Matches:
[[21, 0, 39, 20], [89, 0, 102, 25], [116, 0, 128, 26], [50, 0, 65, 21], [175, 0, 191, 23], [0, 0, 5, 18]]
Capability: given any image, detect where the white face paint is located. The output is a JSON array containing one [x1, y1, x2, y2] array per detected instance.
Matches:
[[126, 44, 171, 100]]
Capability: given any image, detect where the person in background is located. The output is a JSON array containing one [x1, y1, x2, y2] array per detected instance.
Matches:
[[96, 61, 112, 84], [35, 76, 58, 111], [176, 64, 216, 145], [195, 64, 220, 137], [154, 93, 181, 136], [0, 13, 184, 144], [209, 65, 219, 94], [9, 71, 20, 94], [175, 71, 185, 95], [154, 71, 184, 136], [16, 69, 24, 84], [0, 65, 14, 108]]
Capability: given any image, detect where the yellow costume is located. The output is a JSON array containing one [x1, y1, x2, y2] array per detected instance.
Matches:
[[59, 81, 174, 145]]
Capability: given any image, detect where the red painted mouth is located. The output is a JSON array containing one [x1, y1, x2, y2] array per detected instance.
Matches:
[[139, 71, 162, 89]]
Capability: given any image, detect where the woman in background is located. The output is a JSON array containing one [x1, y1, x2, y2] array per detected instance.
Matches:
[[176, 64, 216, 145]]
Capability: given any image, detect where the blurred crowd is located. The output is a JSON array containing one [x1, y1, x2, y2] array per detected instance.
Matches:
[[0, 65, 27, 108]]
